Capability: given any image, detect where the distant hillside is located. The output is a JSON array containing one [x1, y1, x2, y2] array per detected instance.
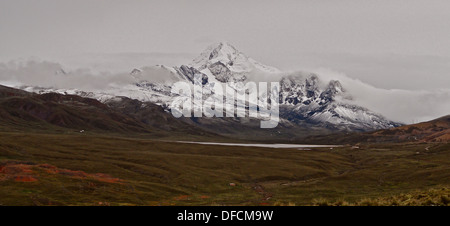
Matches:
[[303, 115, 450, 144], [370, 115, 450, 143], [2, 83, 445, 144], [0, 85, 209, 137]]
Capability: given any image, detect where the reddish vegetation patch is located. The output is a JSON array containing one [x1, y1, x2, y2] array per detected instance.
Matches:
[[96, 202, 111, 206], [0, 161, 123, 184], [200, 195, 210, 199], [1, 164, 34, 174], [15, 175, 38, 182], [92, 173, 122, 183], [0, 162, 38, 182], [173, 195, 190, 201]]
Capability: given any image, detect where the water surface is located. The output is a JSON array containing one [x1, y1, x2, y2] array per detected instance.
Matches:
[[177, 141, 341, 149]]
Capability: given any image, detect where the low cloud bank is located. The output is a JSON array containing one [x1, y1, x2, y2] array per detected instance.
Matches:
[[0, 59, 177, 91], [1, 59, 449, 124], [311, 68, 450, 124]]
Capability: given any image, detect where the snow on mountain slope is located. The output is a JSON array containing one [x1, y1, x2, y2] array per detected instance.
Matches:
[[191, 42, 280, 74], [11, 42, 401, 132], [190, 42, 280, 83], [121, 42, 401, 131], [278, 72, 400, 131]]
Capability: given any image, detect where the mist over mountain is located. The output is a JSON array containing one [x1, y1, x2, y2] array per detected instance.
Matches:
[[0, 42, 449, 125]]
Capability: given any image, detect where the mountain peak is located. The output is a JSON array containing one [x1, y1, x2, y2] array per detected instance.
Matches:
[[190, 42, 280, 74], [207, 42, 240, 59], [191, 42, 244, 70]]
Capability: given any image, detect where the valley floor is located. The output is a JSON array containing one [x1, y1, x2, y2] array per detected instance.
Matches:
[[0, 132, 449, 206]]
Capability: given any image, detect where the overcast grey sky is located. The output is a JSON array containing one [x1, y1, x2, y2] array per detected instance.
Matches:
[[1, 0, 450, 90]]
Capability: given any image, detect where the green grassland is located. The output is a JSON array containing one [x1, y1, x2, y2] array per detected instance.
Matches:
[[0, 131, 449, 206]]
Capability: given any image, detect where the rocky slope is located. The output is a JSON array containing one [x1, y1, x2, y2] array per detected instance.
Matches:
[[0, 85, 208, 136], [128, 42, 400, 132], [14, 42, 401, 134]]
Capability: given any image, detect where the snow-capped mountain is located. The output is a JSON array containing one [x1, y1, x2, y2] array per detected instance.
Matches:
[[18, 42, 401, 132], [278, 73, 401, 131], [190, 42, 280, 82], [126, 42, 400, 131]]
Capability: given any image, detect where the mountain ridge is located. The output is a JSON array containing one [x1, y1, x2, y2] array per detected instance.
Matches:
[[10, 42, 402, 134], [0, 84, 210, 137]]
